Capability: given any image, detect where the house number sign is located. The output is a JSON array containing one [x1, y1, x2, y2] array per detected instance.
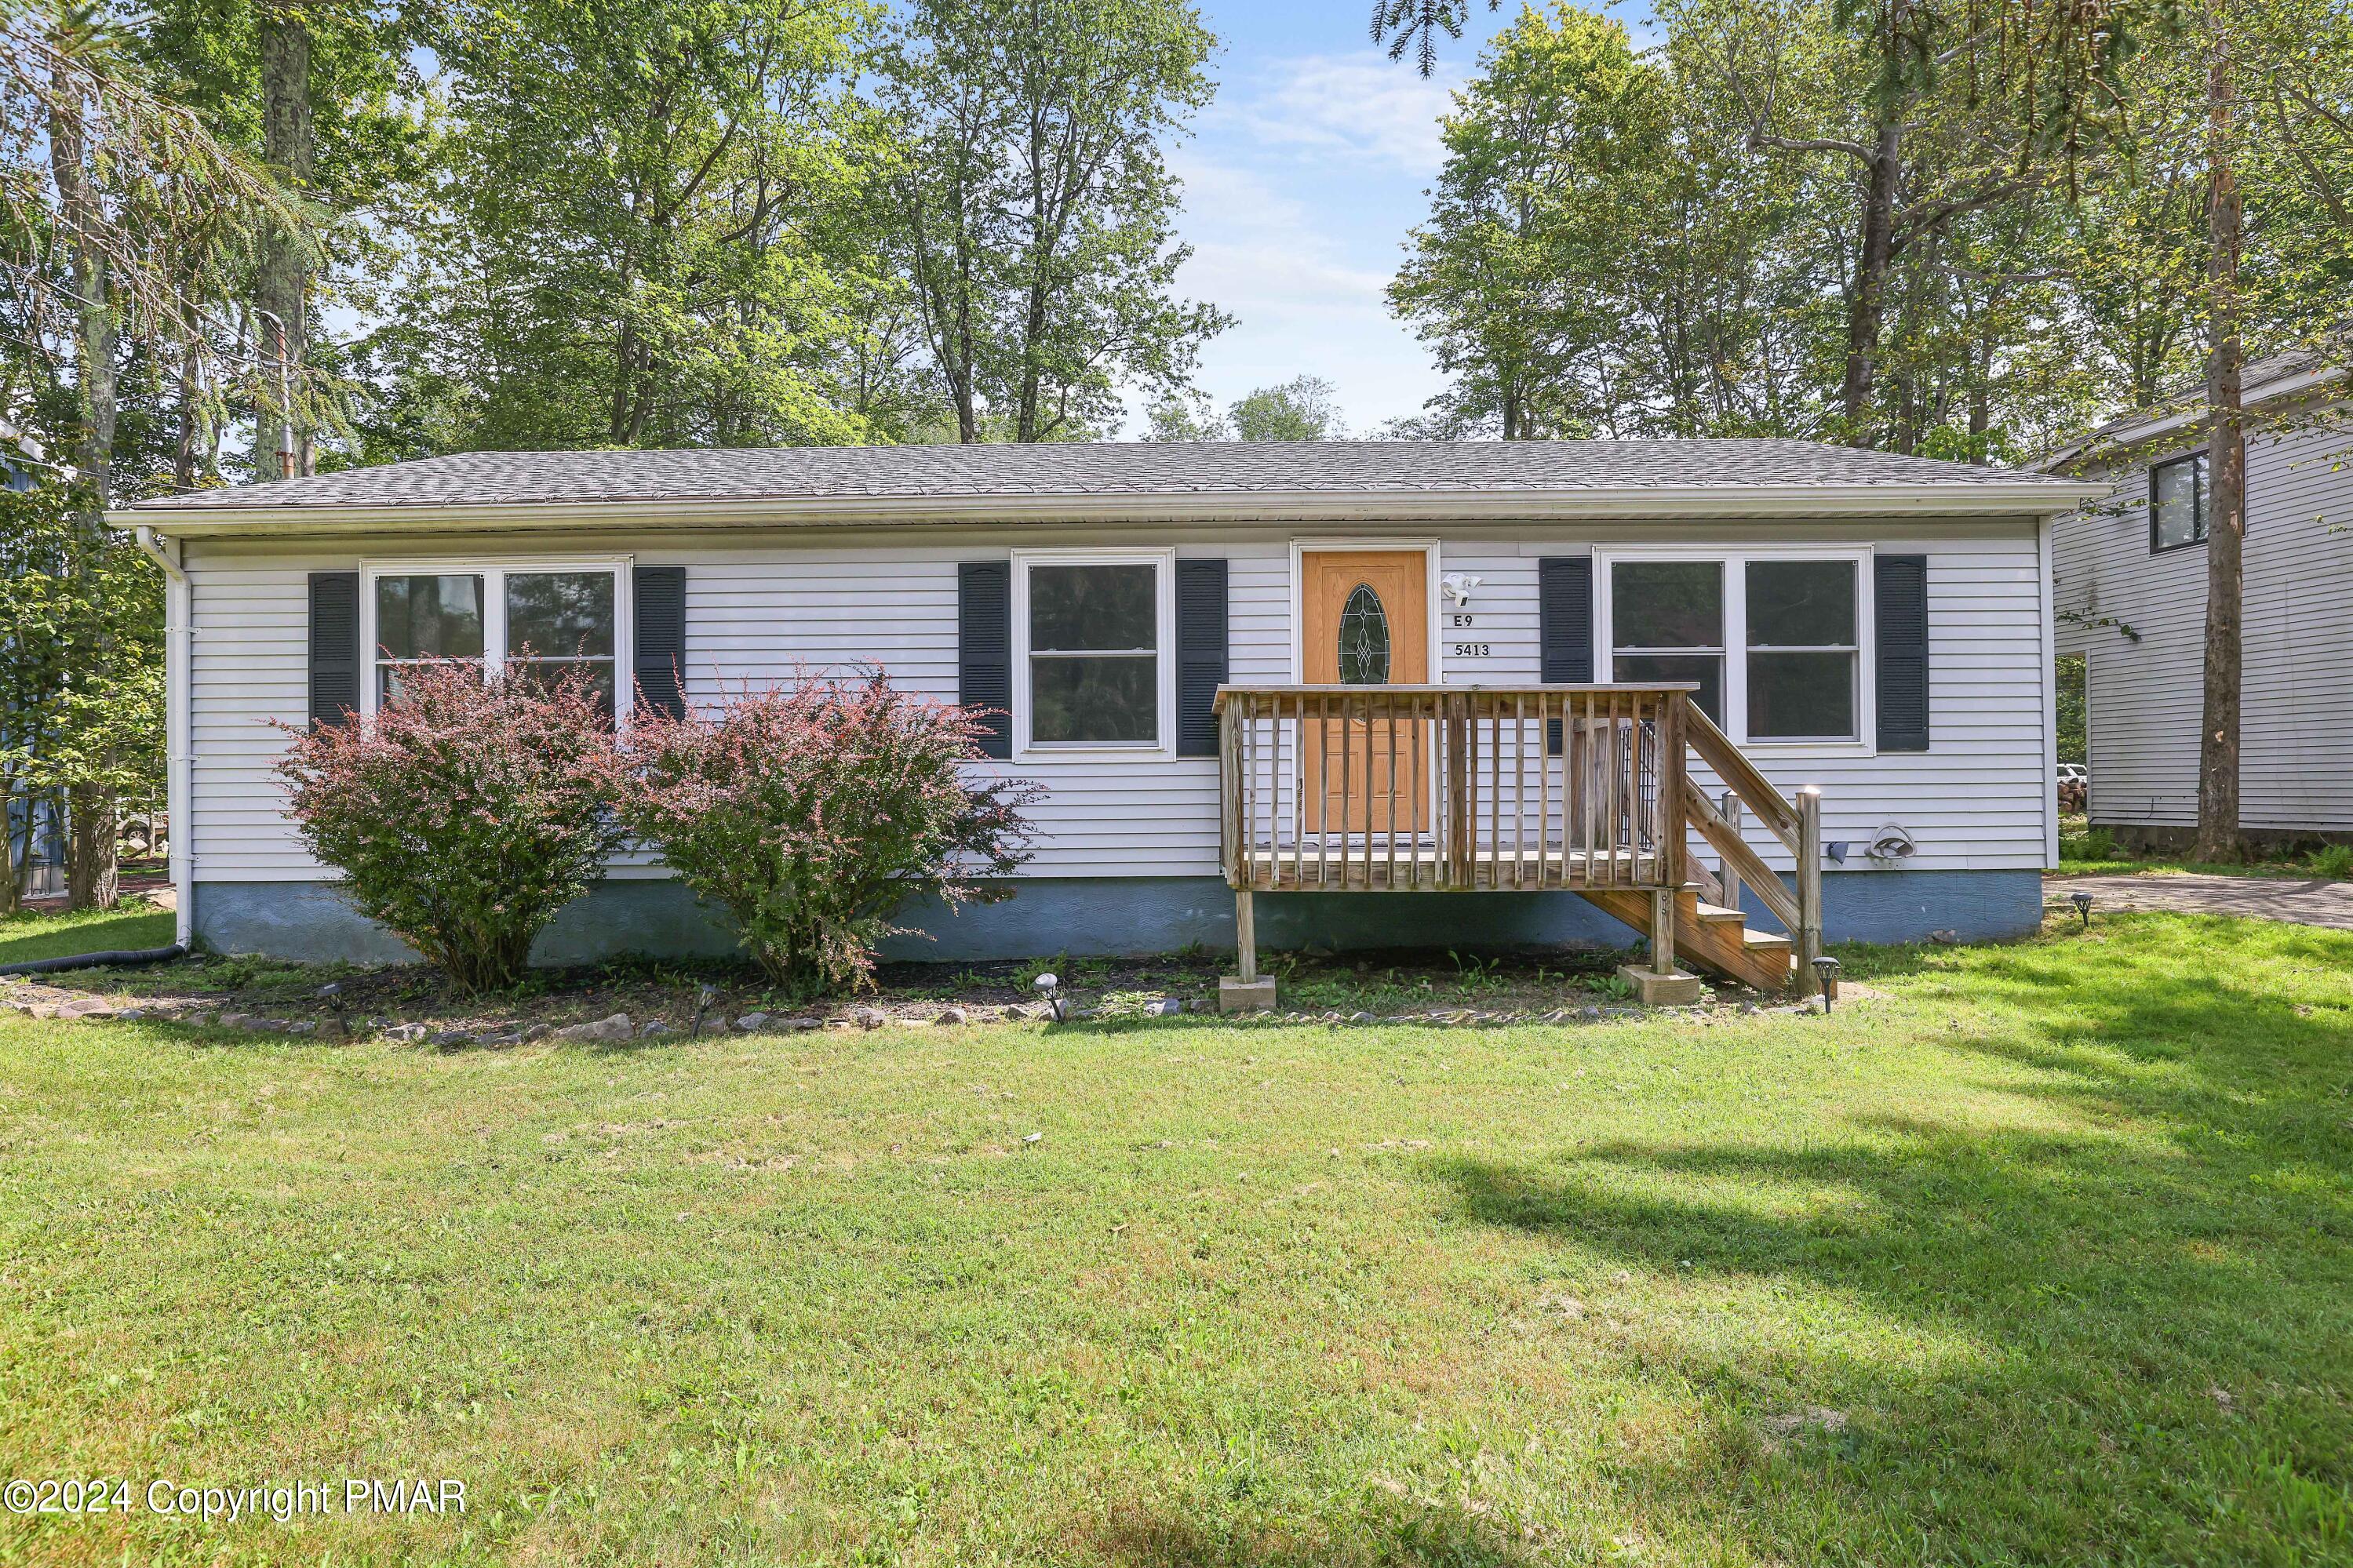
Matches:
[[1442, 573, 1489, 658]]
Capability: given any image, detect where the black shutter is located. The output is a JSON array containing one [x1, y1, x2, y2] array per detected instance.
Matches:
[[1539, 555, 1594, 753], [308, 571, 360, 728], [959, 561, 1012, 759], [1175, 558, 1228, 757], [1875, 554, 1929, 751], [633, 566, 687, 719]]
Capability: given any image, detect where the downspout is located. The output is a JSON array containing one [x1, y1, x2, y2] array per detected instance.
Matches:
[[132, 526, 194, 951], [2037, 512, 2061, 871]]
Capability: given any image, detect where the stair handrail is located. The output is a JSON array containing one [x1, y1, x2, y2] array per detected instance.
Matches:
[[1681, 704, 1824, 996]]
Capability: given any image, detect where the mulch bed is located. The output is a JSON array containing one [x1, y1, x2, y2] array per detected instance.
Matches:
[[5, 944, 1812, 1046]]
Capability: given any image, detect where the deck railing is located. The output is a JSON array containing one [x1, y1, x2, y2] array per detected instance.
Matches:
[[1213, 684, 1825, 995], [1214, 684, 1689, 893]]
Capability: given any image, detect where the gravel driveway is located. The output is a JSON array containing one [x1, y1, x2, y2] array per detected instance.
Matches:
[[2048, 872, 2353, 932]]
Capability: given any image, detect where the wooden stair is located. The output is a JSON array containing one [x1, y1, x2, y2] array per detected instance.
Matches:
[[1579, 886, 1794, 994]]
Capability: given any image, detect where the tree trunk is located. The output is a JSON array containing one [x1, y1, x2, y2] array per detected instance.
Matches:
[[49, 60, 123, 911], [0, 792, 21, 919], [1841, 118, 1902, 446], [2193, 8, 2245, 864], [66, 786, 118, 911], [174, 341, 203, 491], [255, 6, 315, 478]]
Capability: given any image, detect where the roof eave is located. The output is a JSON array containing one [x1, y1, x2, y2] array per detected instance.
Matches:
[[115, 481, 2109, 538], [2038, 364, 2348, 472]]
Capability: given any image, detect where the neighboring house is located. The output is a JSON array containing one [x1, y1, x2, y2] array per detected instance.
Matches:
[[2045, 355, 2351, 849], [116, 442, 2100, 977]]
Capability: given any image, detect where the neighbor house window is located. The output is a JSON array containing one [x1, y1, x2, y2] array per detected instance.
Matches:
[[2150, 452, 2209, 552], [1603, 551, 1869, 744], [1014, 551, 1171, 751], [365, 562, 626, 722]]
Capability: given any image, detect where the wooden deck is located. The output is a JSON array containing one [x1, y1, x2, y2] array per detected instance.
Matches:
[[1230, 844, 1659, 892], [1214, 684, 1823, 998]]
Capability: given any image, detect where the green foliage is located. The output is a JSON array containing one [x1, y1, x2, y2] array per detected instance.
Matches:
[[0, 486, 165, 901], [1392, 5, 1839, 441], [2314, 843, 2353, 879], [370, 0, 887, 453], [273, 660, 627, 992], [1226, 376, 1346, 442], [1389, 0, 2353, 456], [607, 675, 1039, 999], [2054, 654, 2086, 766], [874, 0, 1229, 442]]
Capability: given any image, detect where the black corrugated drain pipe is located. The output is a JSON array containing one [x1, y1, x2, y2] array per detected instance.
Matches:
[[0, 943, 188, 978]]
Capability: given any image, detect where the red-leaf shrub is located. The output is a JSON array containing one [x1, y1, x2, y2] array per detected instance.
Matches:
[[274, 660, 626, 991], [608, 672, 1039, 999]]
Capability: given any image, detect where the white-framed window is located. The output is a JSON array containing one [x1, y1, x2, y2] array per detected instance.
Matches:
[[1011, 548, 1174, 755], [1598, 548, 1873, 747], [360, 558, 632, 724]]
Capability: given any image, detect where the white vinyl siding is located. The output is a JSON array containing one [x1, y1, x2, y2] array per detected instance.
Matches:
[[183, 517, 2052, 883], [2053, 422, 2353, 832]]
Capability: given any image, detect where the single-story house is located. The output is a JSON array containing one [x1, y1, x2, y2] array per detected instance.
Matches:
[[2045, 355, 2351, 849], [118, 441, 2102, 986]]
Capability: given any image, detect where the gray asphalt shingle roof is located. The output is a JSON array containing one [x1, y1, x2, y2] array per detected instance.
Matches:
[[129, 438, 2084, 511]]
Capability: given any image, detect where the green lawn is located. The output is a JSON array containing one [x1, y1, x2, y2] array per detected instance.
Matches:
[[2, 913, 2349, 1566], [0, 903, 175, 966]]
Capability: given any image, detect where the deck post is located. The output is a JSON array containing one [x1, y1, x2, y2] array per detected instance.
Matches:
[[1794, 785, 1824, 998], [1649, 887, 1676, 976], [1718, 791, 1743, 915], [1235, 889, 1257, 983], [1657, 692, 1687, 890]]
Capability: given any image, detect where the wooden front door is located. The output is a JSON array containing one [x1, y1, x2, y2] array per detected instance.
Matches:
[[1300, 550, 1429, 835]]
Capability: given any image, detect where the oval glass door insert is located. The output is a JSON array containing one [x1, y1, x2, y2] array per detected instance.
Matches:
[[1337, 583, 1391, 685]]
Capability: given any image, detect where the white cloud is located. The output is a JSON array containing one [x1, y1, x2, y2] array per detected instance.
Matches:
[[1162, 146, 1441, 432], [1131, 46, 1473, 434], [1229, 52, 1465, 179]]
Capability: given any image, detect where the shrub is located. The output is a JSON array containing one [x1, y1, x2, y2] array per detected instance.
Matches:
[[2312, 843, 2353, 880], [609, 672, 1038, 999], [274, 660, 626, 991]]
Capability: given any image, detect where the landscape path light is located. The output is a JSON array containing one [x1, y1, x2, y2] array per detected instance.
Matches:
[[1809, 956, 1841, 1011], [1034, 972, 1069, 1024]]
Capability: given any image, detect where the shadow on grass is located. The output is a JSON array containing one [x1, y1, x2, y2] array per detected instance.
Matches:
[[1085, 1496, 1542, 1568], [0, 908, 176, 966], [1426, 912, 2353, 1563]]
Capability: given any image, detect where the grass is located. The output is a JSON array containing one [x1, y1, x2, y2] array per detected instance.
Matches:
[[2058, 819, 2353, 881], [2, 913, 2350, 1566], [0, 902, 175, 966]]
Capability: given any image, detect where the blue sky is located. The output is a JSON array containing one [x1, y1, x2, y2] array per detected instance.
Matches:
[[1166, 1, 1653, 435]]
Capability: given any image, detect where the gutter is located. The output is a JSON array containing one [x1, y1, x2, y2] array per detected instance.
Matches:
[[2039, 363, 2348, 472], [109, 479, 2112, 538], [131, 526, 194, 951]]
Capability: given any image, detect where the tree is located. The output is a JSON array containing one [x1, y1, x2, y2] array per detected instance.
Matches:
[[876, 0, 1229, 442], [1226, 375, 1347, 441], [378, 0, 882, 451], [5, 4, 311, 905], [1392, 4, 1839, 442], [1140, 389, 1226, 440], [1390, 6, 1674, 438], [0, 485, 163, 913]]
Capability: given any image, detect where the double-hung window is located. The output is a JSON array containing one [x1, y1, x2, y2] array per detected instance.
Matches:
[[2149, 452, 2209, 552], [364, 561, 628, 723], [1602, 551, 1870, 746], [1744, 559, 1859, 739], [1013, 551, 1172, 753]]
